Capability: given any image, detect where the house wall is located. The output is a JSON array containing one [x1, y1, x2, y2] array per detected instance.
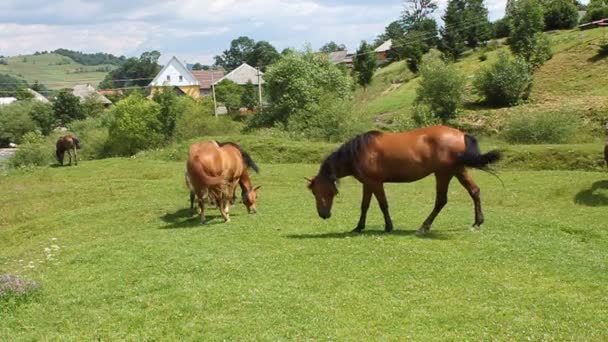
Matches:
[[150, 64, 198, 87], [224, 66, 263, 85], [150, 85, 201, 99]]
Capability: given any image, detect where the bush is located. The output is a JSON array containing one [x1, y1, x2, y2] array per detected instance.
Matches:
[[8, 141, 54, 168], [509, 0, 547, 65], [473, 52, 533, 106], [528, 33, 553, 70], [251, 49, 353, 128], [107, 93, 164, 156], [478, 53, 488, 62], [544, 0, 579, 30], [81, 94, 106, 118], [173, 97, 243, 141], [53, 90, 84, 125], [241, 80, 257, 110], [68, 117, 110, 160], [215, 79, 244, 112], [415, 52, 465, 122], [28, 102, 55, 135], [502, 111, 581, 144], [0, 101, 38, 146], [285, 94, 367, 142], [493, 18, 511, 39], [152, 89, 179, 139]]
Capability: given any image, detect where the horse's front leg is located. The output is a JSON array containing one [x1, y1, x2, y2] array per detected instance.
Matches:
[[352, 184, 373, 233], [197, 190, 206, 224], [373, 184, 393, 233], [73, 147, 78, 165], [219, 196, 231, 223], [417, 173, 452, 235]]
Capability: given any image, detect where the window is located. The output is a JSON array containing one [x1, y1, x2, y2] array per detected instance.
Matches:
[[179, 75, 183, 82], [166, 75, 171, 81]]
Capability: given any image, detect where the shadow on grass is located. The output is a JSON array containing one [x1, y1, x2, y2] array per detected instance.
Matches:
[[285, 228, 451, 240], [159, 208, 232, 229], [574, 180, 608, 207], [588, 53, 607, 63]]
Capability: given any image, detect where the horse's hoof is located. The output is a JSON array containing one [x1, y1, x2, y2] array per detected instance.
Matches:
[[471, 224, 481, 232], [416, 227, 427, 236], [351, 227, 363, 233], [384, 226, 393, 233]]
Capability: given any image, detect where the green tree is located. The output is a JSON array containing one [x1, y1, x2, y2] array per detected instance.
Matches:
[[374, 21, 406, 47], [509, 0, 552, 67], [473, 51, 533, 106], [152, 89, 178, 139], [98, 51, 161, 89], [415, 52, 465, 121], [353, 41, 377, 89], [15, 87, 34, 101], [29, 102, 56, 135], [250, 49, 353, 127], [215, 79, 244, 112], [580, 0, 608, 23], [53, 90, 84, 125], [319, 41, 347, 53], [191, 63, 209, 70], [247, 41, 280, 71], [493, 17, 511, 38], [544, 0, 579, 30], [81, 94, 106, 118], [464, 0, 492, 48], [241, 80, 257, 110], [214, 36, 256, 71], [441, 0, 467, 60], [392, 31, 428, 72], [107, 93, 164, 156], [0, 102, 38, 146], [401, 0, 438, 31]]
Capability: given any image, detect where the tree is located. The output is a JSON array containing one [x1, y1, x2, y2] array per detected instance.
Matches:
[[393, 31, 428, 72], [319, 41, 347, 53], [415, 52, 465, 121], [375, 21, 406, 47], [505, 0, 517, 18], [247, 41, 280, 71], [580, 0, 608, 23], [473, 52, 533, 106], [53, 90, 83, 125], [215, 79, 244, 112], [464, 0, 492, 48], [29, 102, 55, 135], [441, 0, 467, 60], [107, 93, 164, 156], [509, 0, 550, 65], [241, 80, 257, 110], [493, 17, 511, 38], [250, 49, 353, 127], [353, 41, 377, 89], [214, 36, 256, 71], [98, 51, 161, 89], [192, 63, 209, 70], [152, 89, 178, 139], [81, 94, 106, 118], [15, 87, 34, 101], [544, 0, 580, 29], [402, 0, 439, 31]]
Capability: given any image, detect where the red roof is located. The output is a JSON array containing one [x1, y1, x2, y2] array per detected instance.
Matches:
[[98, 89, 123, 96], [191, 70, 225, 89]]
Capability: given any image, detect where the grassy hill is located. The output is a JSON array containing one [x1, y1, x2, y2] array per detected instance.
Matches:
[[355, 27, 608, 133], [0, 53, 116, 90]]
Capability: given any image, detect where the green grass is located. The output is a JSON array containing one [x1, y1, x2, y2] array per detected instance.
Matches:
[[0, 53, 115, 90], [1, 158, 608, 339]]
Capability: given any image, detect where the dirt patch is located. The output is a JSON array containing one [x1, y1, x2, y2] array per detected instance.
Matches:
[[381, 83, 403, 96]]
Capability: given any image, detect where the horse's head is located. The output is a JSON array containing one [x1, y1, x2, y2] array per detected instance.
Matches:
[[55, 146, 64, 165], [307, 176, 338, 219], [242, 185, 261, 214]]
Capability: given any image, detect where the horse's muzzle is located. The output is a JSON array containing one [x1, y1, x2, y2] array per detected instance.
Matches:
[[319, 212, 331, 220]]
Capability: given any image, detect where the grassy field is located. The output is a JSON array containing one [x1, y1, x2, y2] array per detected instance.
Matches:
[[1, 158, 607, 339], [0, 53, 115, 90]]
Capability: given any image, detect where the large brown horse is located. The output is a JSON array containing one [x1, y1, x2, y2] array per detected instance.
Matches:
[[56, 135, 81, 166], [186, 141, 260, 223], [604, 121, 608, 167], [307, 125, 501, 235]]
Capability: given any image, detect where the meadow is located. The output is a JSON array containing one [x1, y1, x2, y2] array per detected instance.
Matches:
[[1, 157, 607, 340]]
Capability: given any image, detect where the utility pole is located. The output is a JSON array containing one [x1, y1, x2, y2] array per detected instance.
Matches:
[[211, 71, 218, 118], [256, 67, 262, 114]]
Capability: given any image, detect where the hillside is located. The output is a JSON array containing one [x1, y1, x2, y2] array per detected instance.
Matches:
[[0, 53, 117, 90], [356, 27, 608, 133]]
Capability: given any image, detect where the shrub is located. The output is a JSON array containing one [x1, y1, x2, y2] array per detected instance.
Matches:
[[251, 49, 353, 128], [173, 97, 243, 141], [68, 117, 110, 160], [473, 52, 533, 106], [528, 33, 553, 70], [502, 111, 581, 144], [152, 89, 179, 139], [241, 80, 257, 110], [478, 53, 488, 62], [493, 18, 511, 39], [107, 93, 164, 156], [0, 101, 38, 146], [81, 94, 106, 118], [215, 79, 244, 112], [28, 102, 55, 135], [53, 90, 84, 125], [544, 0, 579, 30], [8, 141, 54, 168], [415, 52, 465, 122], [509, 0, 546, 62], [285, 94, 367, 142]]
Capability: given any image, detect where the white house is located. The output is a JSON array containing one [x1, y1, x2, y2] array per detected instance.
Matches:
[[217, 63, 264, 85], [0, 97, 17, 106], [149, 56, 227, 98]]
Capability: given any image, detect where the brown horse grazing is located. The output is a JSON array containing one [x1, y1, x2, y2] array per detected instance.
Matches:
[[186, 141, 260, 223], [56, 135, 81, 166], [307, 125, 502, 235], [604, 121, 608, 167]]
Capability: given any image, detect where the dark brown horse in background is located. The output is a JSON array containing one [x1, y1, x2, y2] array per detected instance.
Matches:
[[56, 135, 81, 166], [307, 125, 501, 235], [186, 141, 260, 223]]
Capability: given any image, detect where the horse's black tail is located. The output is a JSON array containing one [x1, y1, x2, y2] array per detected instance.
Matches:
[[217, 141, 259, 173], [459, 134, 502, 170]]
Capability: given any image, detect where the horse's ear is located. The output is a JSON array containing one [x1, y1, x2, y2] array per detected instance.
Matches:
[[254, 185, 261, 191], [304, 177, 313, 183]]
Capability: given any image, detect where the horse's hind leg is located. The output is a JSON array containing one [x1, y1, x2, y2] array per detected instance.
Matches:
[[455, 169, 484, 230], [418, 173, 452, 235], [73, 147, 78, 165], [197, 190, 206, 224]]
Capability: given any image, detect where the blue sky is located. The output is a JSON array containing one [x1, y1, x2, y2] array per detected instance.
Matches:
[[0, 0, 510, 65]]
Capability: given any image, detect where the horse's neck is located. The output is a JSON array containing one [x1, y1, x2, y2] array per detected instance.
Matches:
[[327, 157, 354, 180], [239, 170, 252, 191]]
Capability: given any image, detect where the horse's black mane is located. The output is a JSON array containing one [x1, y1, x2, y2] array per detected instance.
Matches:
[[217, 141, 260, 173], [318, 130, 381, 182]]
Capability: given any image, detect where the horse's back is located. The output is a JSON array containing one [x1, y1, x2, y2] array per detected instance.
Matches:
[[187, 141, 224, 190]]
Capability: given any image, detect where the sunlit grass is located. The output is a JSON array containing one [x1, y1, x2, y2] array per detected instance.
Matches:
[[1, 159, 607, 339]]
